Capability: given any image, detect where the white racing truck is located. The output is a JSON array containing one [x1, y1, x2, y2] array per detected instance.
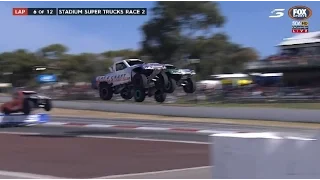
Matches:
[[92, 59, 169, 103]]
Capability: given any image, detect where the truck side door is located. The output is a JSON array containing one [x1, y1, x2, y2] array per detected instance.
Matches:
[[112, 62, 131, 86]]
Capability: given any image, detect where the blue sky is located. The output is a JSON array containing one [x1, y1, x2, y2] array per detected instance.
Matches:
[[0, 1, 319, 58]]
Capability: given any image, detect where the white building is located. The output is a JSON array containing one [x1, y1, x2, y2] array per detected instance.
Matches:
[[245, 31, 320, 86]]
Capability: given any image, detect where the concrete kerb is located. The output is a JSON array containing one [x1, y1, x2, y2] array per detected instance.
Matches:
[[41, 121, 236, 135]]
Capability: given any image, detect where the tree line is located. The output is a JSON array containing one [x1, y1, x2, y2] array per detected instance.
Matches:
[[0, 2, 259, 87]]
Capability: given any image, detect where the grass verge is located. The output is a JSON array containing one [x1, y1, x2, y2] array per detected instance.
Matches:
[[46, 108, 320, 130]]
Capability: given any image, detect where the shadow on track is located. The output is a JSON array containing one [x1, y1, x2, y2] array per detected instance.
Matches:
[[19, 130, 120, 138], [21, 134, 78, 138], [65, 130, 120, 136]]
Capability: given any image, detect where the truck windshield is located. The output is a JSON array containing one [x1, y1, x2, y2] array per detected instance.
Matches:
[[127, 60, 144, 66], [22, 91, 37, 95], [166, 65, 176, 69]]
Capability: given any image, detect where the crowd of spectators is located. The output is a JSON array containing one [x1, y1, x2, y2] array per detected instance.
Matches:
[[264, 46, 320, 66]]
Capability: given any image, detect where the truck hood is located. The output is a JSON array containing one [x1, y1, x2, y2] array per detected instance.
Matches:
[[137, 63, 166, 70], [29, 94, 51, 99], [180, 69, 196, 74]]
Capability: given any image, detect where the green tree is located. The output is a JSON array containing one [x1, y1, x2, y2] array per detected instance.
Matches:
[[39, 43, 68, 59], [193, 33, 259, 79], [141, 1, 225, 63], [140, 2, 259, 79], [0, 49, 46, 86]]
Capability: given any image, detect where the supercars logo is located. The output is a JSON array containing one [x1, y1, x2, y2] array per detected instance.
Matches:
[[288, 6, 312, 20]]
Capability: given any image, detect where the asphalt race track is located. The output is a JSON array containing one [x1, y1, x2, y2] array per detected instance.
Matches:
[[0, 133, 209, 178], [0, 116, 319, 179], [0, 96, 319, 178], [0, 126, 210, 179]]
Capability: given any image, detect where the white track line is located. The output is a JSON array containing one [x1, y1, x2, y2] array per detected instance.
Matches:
[[44, 122, 66, 126], [135, 127, 171, 131], [95, 166, 212, 179], [0, 170, 63, 179], [78, 135, 210, 144], [0, 131, 209, 144], [0, 131, 40, 135], [85, 124, 115, 128], [197, 130, 235, 134]]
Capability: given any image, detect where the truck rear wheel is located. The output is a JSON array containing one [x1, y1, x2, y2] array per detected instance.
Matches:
[[164, 77, 177, 93], [133, 88, 146, 102], [22, 99, 33, 115], [99, 83, 113, 100], [120, 87, 133, 100], [154, 90, 166, 103]]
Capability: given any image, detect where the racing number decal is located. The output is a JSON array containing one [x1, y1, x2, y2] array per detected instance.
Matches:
[[96, 74, 130, 83]]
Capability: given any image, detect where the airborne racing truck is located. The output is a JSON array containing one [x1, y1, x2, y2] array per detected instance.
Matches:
[[92, 59, 170, 103]]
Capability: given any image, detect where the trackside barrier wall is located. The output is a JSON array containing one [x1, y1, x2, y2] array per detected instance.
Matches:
[[0, 113, 50, 125], [210, 132, 320, 178], [1, 96, 320, 122]]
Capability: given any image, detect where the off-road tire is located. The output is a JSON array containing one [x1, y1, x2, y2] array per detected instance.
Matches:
[[155, 72, 169, 90], [164, 77, 177, 93], [22, 99, 33, 115], [133, 88, 146, 102], [132, 73, 148, 88], [44, 99, 52, 111], [99, 83, 113, 100], [183, 78, 196, 93], [120, 87, 133, 100], [154, 90, 167, 103]]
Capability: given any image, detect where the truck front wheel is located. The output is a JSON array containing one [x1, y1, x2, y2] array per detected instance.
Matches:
[[155, 72, 169, 90], [133, 88, 146, 102], [22, 99, 33, 115], [132, 73, 148, 88], [183, 78, 196, 93], [99, 83, 113, 100]]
